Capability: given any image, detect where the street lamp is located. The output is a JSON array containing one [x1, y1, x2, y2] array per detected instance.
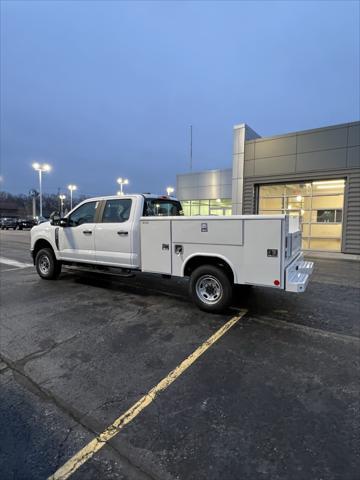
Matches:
[[67, 184, 77, 210], [166, 186, 174, 196], [32, 163, 51, 218], [117, 177, 129, 195], [59, 194, 66, 216]]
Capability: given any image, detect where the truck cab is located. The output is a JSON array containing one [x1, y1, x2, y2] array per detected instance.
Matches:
[[31, 194, 182, 268]]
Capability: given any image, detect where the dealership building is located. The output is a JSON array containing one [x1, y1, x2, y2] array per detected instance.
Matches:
[[176, 121, 360, 255]]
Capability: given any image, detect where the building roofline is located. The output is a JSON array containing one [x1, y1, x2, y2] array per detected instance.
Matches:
[[176, 168, 232, 177], [245, 120, 360, 144]]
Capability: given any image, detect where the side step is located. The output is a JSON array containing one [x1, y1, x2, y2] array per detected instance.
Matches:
[[297, 260, 314, 275], [285, 254, 313, 293], [286, 271, 310, 293], [63, 264, 136, 278]]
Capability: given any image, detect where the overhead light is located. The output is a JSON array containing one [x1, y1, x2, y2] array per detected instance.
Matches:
[[313, 180, 344, 186], [296, 195, 302, 201], [316, 185, 341, 190]]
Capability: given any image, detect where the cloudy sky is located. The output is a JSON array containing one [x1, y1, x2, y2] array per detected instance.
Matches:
[[1, 0, 359, 197]]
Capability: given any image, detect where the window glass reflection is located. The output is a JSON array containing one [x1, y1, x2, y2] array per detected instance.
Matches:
[[258, 180, 345, 251]]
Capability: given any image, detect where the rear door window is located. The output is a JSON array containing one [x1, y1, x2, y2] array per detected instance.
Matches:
[[101, 199, 132, 223]]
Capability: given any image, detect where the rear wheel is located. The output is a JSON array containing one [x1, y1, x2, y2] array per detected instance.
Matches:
[[189, 264, 233, 312], [35, 248, 61, 280]]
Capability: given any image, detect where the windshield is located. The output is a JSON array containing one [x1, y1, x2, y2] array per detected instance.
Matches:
[[143, 198, 183, 217]]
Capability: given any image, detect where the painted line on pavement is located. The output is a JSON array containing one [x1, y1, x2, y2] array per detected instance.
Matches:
[[48, 309, 247, 480], [0, 257, 33, 269], [255, 315, 360, 344]]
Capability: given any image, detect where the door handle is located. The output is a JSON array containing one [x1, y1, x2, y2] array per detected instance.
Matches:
[[117, 231, 128, 236], [174, 244, 183, 255], [82, 230, 92, 235]]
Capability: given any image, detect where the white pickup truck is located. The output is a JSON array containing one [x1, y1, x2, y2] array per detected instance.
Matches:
[[30, 194, 313, 312]]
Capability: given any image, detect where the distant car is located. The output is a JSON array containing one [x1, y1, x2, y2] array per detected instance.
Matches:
[[17, 218, 37, 230], [0, 217, 19, 230]]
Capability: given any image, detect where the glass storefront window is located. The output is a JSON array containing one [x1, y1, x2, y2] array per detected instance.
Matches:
[[180, 199, 232, 216], [258, 179, 345, 252]]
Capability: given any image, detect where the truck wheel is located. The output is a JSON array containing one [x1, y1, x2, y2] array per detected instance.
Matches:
[[35, 248, 62, 280], [189, 265, 233, 313]]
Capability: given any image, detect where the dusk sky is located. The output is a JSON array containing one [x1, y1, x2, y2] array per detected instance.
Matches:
[[1, 0, 359, 197]]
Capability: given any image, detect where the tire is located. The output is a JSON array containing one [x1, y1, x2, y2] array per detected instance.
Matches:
[[35, 247, 62, 280], [189, 264, 233, 313]]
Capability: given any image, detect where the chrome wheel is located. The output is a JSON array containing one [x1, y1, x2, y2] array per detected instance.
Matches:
[[38, 254, 50, 275], [195, 275, 223, 305]]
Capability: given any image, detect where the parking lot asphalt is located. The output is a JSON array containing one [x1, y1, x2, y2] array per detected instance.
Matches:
[[0, 230, 359, 480]]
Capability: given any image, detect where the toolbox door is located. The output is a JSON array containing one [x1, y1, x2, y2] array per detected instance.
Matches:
[[140, 219, 172, 274]]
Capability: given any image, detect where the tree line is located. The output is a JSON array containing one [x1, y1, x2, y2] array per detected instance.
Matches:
[[0, 191, 88, 217]]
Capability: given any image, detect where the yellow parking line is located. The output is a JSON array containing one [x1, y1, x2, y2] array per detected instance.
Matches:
[[48, 309, 247, 480]]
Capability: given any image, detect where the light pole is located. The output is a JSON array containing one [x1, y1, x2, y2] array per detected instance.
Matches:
[[166, 186, 174, 196], [117, 177, 129, 196], [32, 163, 51, 218], [59, 195, 66, 216], [67, 184, 77, 210]]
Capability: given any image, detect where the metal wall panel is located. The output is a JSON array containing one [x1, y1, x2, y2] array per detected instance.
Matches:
[[348, 146, 360, 168], [343, 171, 360, 254], [176, 169, 232, 200], [254, 155, 296, 176], [297, 148, 347, 171], [244, 142, 255, 160], [297, 127, 348, 152], [177, 174, 198, 188], [244, 160, 255, 176], [255, 136, 296, 158], [347, 124, 360, 147]]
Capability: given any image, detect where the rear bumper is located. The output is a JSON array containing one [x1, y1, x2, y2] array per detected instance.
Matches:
[[285, 253, 314, 293]]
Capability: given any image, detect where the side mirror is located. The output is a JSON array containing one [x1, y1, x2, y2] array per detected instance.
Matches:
[[59, 218, 69, 227], [50, 211, 61, 225]]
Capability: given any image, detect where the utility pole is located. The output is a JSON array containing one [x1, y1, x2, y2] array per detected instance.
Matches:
[[189, 125, 193, 171], [29, 189, 38, 218]]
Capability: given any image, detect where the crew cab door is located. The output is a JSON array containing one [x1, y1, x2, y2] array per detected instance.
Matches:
[[58, 200, 99, 262], [94, 198, 133, 267]]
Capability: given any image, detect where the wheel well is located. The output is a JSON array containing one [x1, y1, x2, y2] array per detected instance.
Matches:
[[33, 239, 54, 259], [184, 256, 234, 283]]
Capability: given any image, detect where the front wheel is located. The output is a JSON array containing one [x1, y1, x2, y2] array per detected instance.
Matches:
[[35, 248, 62, 280], [189, 265, 233, 313]]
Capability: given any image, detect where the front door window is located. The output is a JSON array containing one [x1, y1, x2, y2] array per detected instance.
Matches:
[[68, 201, 98, 226]]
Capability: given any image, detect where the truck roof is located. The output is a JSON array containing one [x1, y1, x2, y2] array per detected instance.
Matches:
[[81, 194, 179, 202]]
